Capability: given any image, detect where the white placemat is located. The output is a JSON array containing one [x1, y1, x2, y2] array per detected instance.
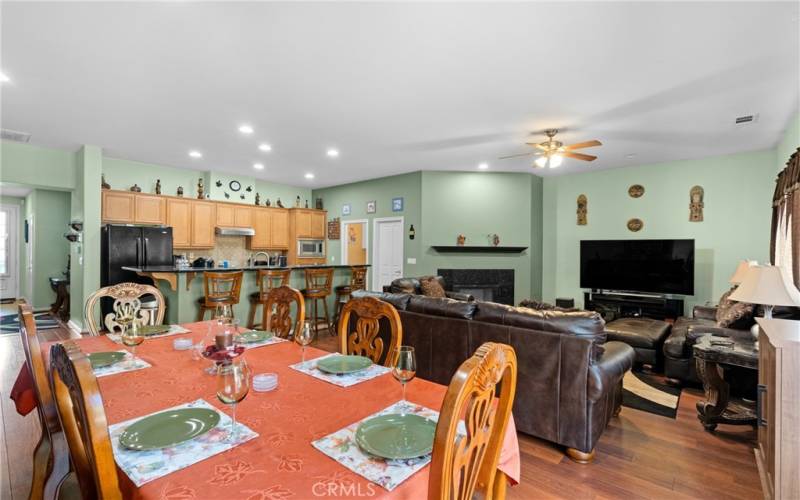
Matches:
[[108, 399, 258, 487], [289, 353, 391, 387], [107, 324, 191, 343], [239, 332, 288, 349], [92, 350, 151, 378], [312, 401, 439, 491]]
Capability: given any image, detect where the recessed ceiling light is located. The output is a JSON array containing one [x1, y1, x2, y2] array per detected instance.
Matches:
[[326, 148, 339, 158], [188, 150, 202, 158], [478, 162, 489, 170], [0, 72, 9, 83], [238, 124, 254, 134], [253, 163, 264, 170], [304, 173, 315, 180], [258, 143, 272, 152]]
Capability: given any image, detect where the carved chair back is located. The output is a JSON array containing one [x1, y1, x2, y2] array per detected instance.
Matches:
[[338, 296, 402, 367], [19, 302, 71, 499], [428, 342, 517, 500], [257, 269, 291, 301], [203, 271, 244, 305], [304, 267, 334, 297], [84, 282, 165, 336], [263, 286, 306, 339], [50, 341, 122, 499], [349, 266, 368, 291]]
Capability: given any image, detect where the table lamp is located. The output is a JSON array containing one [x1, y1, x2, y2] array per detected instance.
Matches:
[[729, 265, 800, 347], [728, 260, 757, 285]]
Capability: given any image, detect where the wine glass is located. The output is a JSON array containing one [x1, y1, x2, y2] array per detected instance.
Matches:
[[120, 320, 144, 368], [216, 358, 251, 443], [214, 304, 233, 324], [393, 346, 416, 413], [295, 321, 313, 363]]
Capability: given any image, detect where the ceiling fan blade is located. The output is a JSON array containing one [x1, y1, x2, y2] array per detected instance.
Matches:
[[564, 140, 602, 150], [524, 142, 549, 151], [562, 151, 597, 161], [498, 152, 535, 160]]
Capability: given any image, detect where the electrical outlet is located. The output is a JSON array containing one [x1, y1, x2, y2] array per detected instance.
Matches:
[[407, 258, 416, 264], [330, 255, 335, 261]]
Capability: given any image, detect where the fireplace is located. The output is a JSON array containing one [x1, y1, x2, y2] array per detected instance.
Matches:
[[438, 269, 514, 305]]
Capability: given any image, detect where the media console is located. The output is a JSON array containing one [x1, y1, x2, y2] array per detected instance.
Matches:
[[584, 291, 684, 322]]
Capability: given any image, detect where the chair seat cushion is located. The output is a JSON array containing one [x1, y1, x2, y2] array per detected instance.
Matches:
[[335, 285, 353, 293], [664, 316, 713, 358], [605, 317, 671, 350], [302, 289, 329, 296]]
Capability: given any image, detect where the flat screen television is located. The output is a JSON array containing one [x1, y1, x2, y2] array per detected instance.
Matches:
[[580, 239, 695, 295]]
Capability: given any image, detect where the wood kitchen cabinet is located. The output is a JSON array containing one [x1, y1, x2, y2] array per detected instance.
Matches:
[[287, 208, 327, 264], [134, 194, 166, 224], [191, 201, 216, 248], [215, 204, 235, 227], [295, 210, 312, 237], [101, 190, 136, 223], [166, 198, 192, 248], [311, 211, 326, 239], [249, 208, 289, 249], [234, 206, 252, 227], [270, 210, 289, 248]]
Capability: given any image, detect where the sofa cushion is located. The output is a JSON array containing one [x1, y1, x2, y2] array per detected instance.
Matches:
[[664, 315, 713, 358], [474, 301, 605, 338], [389, 277, 419, 295], [419, 276, 447, 298], [406, 295, 477, 320], [605, 317, 671, 350], [715, 289, 755, 329], [351, 290, 411, 310]]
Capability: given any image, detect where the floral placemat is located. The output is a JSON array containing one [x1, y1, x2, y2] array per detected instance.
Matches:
[[108, 399, 258, 487], [107, 324, 191, 343], [93, 351, 151, 378], [289, 353, 391, 388], [312, 401, 440, 491], [240, 333, 288, 349]]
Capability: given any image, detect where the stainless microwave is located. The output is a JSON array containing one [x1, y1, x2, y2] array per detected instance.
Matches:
[[297, 239, 325, 258]]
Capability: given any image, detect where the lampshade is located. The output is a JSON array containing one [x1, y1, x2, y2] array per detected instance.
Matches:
[[729, 260, 757, 285], [729, 265, 800, 306]]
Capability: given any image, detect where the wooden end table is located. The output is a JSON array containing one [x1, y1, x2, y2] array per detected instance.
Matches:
[[693, 334, 758, 431]]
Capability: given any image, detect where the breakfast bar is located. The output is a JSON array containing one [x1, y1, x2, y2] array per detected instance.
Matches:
[[123, 265, 368, 325]]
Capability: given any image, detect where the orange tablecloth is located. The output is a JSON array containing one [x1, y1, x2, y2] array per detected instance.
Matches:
[[12, 322, 520, 498]]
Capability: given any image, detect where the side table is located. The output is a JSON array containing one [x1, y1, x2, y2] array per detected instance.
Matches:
[[49, 277, 70, 321], [693, 334, 758, 431]]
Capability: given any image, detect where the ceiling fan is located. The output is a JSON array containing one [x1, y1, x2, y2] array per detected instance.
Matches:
[[499, 129, 602, 168]]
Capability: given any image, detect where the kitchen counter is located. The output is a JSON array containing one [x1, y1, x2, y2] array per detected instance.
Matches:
[[122, 264, 368, 273]]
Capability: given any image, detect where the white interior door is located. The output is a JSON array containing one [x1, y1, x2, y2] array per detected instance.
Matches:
[[0, 205, 20, 300], [372, 217, 404, 291]]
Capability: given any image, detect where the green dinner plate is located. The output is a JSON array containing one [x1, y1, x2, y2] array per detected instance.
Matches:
[[88, 351, 126, 369], [316, 355, 372, 375], [355, 413, 437, 460], [119, 408, 221, 451], [139, 325, 171, 336], [237, 330, 273, 344]]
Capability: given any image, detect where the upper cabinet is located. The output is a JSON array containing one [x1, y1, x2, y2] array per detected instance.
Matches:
[[234, 206, 252, 227], [295, 210, 312, 237], [166, 198, 192, 247], [215, 204, 235, 226], [311, 211, 326, 239], [270, 210, 289, 248], [249, 207, 290, 249], [191, 201, 216, 248], [135, 193, 166, 225], [101, 191, 136, 223]]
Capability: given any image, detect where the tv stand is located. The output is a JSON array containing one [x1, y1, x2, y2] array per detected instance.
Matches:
[[584, 291, 684, 322]]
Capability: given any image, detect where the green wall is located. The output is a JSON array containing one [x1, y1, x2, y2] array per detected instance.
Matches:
[[25, 189, 71, 308], [0, 141, 77, 190], [776, 112, 800, 172], [541, 149, 777, 311]]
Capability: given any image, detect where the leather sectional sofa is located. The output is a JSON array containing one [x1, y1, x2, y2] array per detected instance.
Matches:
[[351, 290, 635, 462]]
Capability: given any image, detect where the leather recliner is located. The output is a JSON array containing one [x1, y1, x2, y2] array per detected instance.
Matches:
[[351, 290, 635, 462]]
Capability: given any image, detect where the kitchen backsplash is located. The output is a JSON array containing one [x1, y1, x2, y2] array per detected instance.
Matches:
[[179, 235, 285, 266]]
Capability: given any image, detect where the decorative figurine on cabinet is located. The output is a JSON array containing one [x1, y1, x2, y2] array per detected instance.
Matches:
[[315, 198, 324, 210], [690, 185, 704, 222], [177, 186, 184, 197], [255, 193, 261, 206], [101, 174, 110, 190], [277, 198, 284, 208], [457, 234, 466, 246], [155, 179, 162, 195], [295, 195, 301, 207], [266, 198, 271, 207], [577, 194, 588, 225], [130, 184, 142, 192], [488, 233, 500, 247], [305, 199, 309, 208], [197, 178, 205, 199]]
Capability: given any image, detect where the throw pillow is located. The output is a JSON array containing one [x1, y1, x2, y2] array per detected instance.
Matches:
[[419, 276, 447, 298], [715, 288, 755, 329], [519, 299, 556, 310]]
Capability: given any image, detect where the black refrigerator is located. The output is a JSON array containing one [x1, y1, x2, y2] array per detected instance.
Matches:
[[101, 225, 173, 317]]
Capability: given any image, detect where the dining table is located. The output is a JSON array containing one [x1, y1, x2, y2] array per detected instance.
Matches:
[[11, 321, 521, 499]]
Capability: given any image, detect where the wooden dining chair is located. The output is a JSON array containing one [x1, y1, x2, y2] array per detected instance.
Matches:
[[84, 282, 165, 336], [337, 296, 402, 367], [247, 269, 292, 328], [50, 341, 122, 500], [302, 267, 334, 337], [197, 270, 244, 321], [262, 285, 305, 339], [428, 342, 518, 500], [333, 266, 368, 326], [18, 302, 74, 500]]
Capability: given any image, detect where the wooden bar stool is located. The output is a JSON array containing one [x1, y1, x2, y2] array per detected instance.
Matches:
[[197, 270, 244, 321], [302, 267, 334, 337], [334, 266, 368, 328], [247, 269, 291, 329]]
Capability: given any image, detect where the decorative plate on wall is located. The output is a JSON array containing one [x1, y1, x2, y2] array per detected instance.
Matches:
[[628, 184, 645, 198], [627, 218, 644, 232]]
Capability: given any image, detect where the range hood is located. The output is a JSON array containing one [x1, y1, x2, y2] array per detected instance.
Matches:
[[215, 226, 255, 237]]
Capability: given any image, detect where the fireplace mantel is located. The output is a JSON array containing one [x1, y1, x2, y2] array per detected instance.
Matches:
[[431, 245, 527, 254]]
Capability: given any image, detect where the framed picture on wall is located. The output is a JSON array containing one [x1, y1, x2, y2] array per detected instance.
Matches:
[[392, 197, 404, 212], [342, 203, 351, 216], [366, 200, 376, 214]]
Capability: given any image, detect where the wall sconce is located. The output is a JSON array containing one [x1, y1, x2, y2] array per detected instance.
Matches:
[[408, 224, 415, 240], [69, 220, 83, 232]]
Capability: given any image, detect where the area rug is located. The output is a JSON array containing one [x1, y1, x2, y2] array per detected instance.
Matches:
[[0, 311, 60, 335], [622, 371, 681, 419]]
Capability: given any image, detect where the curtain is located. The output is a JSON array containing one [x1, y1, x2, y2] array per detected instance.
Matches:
[[771, 147, 800, 287]]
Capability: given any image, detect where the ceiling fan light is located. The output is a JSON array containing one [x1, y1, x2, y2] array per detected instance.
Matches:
[[535, 156, 548, 168], [550, 154, 563, 168]]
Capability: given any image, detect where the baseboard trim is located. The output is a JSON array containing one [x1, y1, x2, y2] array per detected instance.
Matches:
[[66, 320, 84, 337]]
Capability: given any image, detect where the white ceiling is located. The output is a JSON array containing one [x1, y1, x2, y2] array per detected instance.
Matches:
[[1, 2, 798, 188], [0, 184, 31, 198]]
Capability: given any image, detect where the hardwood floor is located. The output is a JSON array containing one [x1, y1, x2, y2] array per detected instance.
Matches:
[[0, 318, 762, 499]]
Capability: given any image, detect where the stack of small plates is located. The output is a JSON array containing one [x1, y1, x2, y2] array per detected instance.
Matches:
[[253, 373, 278, 392]]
